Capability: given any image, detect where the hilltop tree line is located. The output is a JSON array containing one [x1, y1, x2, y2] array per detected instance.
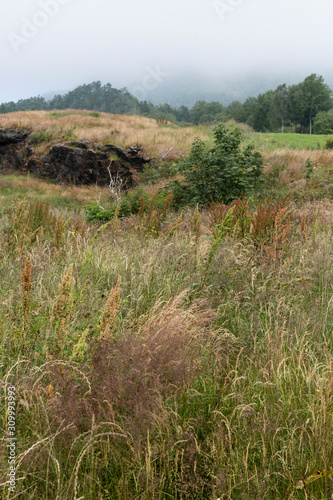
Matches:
[[1, 74, 333, 134], [226, 74, 332, 134]]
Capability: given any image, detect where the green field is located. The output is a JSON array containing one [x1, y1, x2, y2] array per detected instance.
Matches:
[[202, 123, 333, 152], [2, 116, 333, 499], [248, 132, 333, 151]]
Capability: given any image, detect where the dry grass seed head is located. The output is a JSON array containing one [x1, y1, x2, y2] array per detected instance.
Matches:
[[90, 292, 216, 439], [70, 329, 89, 363], [98, 276, 122, 339], [50, 263, 75, 350], [21, 253, 32, 310]]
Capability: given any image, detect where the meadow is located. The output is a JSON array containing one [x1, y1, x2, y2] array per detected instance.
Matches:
[[249, 132, 333, 152], [1, 110, 332, 158], [1, 113, 333, 499], [0, 110, 212, 158]]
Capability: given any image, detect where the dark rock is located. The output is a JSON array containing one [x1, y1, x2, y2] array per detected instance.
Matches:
[[0, 143, 35, 171], [25, 143, 151, 187], [0, 129, 34, 171], [103, 144, 153, 170], [127, 145, 152, 166], [0, 127, 153, 188], [0, 129, 31, 148], [69, 140, 91, 150], [26, 145, 111, 185]]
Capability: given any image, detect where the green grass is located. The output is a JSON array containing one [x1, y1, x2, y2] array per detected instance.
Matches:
[[197, 123, 333, 152], [257, 132, 333, 150], [239, 132, 332, 153], [0, 172, 112, 212], [1, 155, 333, 498]]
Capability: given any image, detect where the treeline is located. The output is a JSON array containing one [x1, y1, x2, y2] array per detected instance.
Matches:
[[0, 82, 138, 116], [226, 74, 333, 134], [187, 74, 333, 134], [1, 75, 333, 134]]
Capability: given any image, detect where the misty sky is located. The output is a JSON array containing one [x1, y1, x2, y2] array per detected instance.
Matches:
[[1, 0, 333, 104]]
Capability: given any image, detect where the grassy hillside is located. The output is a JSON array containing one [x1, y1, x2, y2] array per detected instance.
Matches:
[[0, 110, 212, 158], [2, 111, 332, 159], [1, 113, 333, 498]]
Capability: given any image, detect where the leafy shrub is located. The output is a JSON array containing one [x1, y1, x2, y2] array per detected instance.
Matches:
[[85, 186, 170, 222], [162, 178, 192, 210], [84, 201, 115, 222], [325, 138, 333, 150], [138, 161, 173, 185], [166, 124, 264, 207], [303, 158, 316, 179], [29, 130, 54, 146], [313, 109, 333, 134]]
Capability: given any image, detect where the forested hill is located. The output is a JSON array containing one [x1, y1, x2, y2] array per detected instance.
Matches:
[[0, 82, 139, 116], [1, 75, 333, 134]]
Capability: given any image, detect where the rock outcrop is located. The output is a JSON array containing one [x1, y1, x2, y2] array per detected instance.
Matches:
[[0, 129, 34, 170], [0, 129, 153, 188], [0, 129, 31, 148]]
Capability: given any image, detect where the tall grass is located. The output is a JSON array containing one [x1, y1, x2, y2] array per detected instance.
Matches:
[[1, 173, 333, 497], [0, 110, 211, 157], [264, 149, 333, 186], [2, 110, 331, 163]]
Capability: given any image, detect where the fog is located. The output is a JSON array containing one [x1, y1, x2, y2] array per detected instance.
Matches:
[[1, 0, 333, 104]]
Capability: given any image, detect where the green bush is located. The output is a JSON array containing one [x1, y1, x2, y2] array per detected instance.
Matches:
[[303, 158, 316, 179], [84, 186, 169, 222], [162, 179, 192, 211], [325, 138, 333, 150], [313, 109, 333, 134], [87, 111, 101, 118], [138, 161, 173, 185], [166, 124, 264, 207], [84, 201, 115, 222], [29, 130, 54, 146]]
